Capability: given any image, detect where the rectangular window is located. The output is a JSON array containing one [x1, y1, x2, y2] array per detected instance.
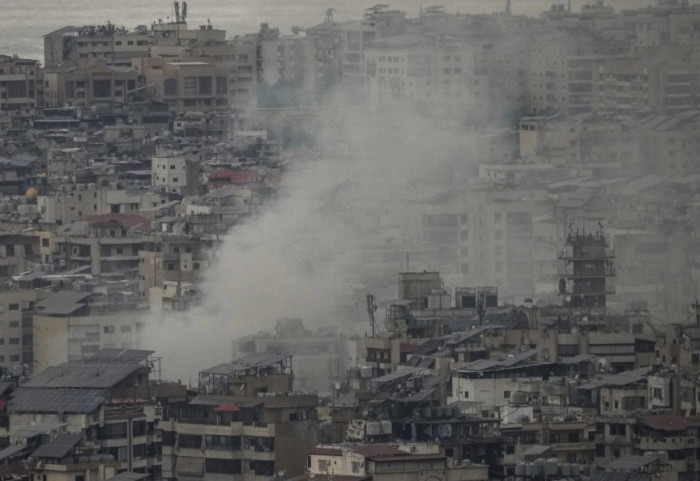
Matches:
[[198, 76, 212, 95], [8, 304, 18, 311], [216, 76, 227, 94], [104, 326, 115, 334], [183, 77, 197, 95]]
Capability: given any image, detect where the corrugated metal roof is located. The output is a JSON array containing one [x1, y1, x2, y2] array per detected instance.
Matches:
[[9, 388, 105, 414], [32, 433, 83, 459], [592, 472, 651, 481], [604, 455, 659, 471], [89, 348, 153, 361], [0, 444, 29, 461], [24, 362, 143, 389], [200, 352, 290, 375], [36, 291, 92, 316], [641, 415, 700, 432], [558, 354, 595, 365], [522, 445, 551, 457], [105, 473, 149, 481]]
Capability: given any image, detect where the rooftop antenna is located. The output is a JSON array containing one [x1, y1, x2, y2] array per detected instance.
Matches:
[[367, 294, 378, 337], [182, 1, 188, 22], [174, 1, 180, 23], [325, 8, 336, 22]]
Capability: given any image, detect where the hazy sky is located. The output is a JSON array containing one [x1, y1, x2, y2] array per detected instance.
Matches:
[[1, 0, 655, 60]]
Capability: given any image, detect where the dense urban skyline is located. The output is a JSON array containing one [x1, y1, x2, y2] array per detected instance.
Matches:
[[1, 1, 700, 481]]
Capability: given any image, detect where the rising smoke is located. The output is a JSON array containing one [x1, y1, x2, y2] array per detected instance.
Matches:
[[143, 99, 482, 381]]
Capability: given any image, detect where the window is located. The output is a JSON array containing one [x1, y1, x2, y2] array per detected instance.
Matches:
[[9, 338, 19, 345], [206, 459, 241, 474], [198, 76, 212, 95], [9, 321, 19, 328], [463, 391, 469, 399], [504, 390, 511, 399], [93, 80, 111, 98], [42, 238, 49, 247], [216, 76, 227, 94], [183, 77, 197, 95], [8, 304, 18, 311], [164, 78, 177, 96], [104, 326, 115, 334], [121, 325, 131, 333]]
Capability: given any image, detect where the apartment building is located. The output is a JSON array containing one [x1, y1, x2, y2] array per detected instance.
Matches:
[[162, 352, 319, 481], [43, 60, 144, 108], [49, 213, 151, 276], [151, 151, 200, 196], [0, 231, 40, 279], [43, 25, 150, 67], [0, 55, 41, 113], [200, 37, 258, 110], [0, 290, 43, 369], [139, 58, 228, 113], [529, 31, 628, 115], [38, 183, 165, 226], [9, 349, 163, 478], [32, 290, 146, 371], [138, 234, 209, 310], [422, 187, 551, 303], [306, 443, 489, 481]]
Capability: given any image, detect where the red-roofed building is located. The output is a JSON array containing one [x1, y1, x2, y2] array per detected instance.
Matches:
[[84, 213, 152, 234], [636, 415, 700, 477], [640, 415, 700, 432], [208, 169, 264, 187], [214, 402, 240, 412]]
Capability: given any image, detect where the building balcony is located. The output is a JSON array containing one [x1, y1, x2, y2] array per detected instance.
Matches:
[[550, 442, 595, 452], [204, 449, 242, 459], [104, 405, 145, 420], [558, 251, 615, 261], [560, 285, 616, 296], [557, 267, 616, 278]]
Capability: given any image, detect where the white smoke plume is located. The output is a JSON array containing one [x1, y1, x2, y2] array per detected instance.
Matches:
[[143, 100, 478, 381]]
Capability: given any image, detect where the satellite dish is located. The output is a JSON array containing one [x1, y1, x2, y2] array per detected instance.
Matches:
[[334, 382, 341, 391]]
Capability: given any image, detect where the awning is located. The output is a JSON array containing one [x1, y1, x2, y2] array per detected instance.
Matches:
[[176, 456, 204, 476], [0, 444, 28, 461], [214, 402, 239, 412]]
